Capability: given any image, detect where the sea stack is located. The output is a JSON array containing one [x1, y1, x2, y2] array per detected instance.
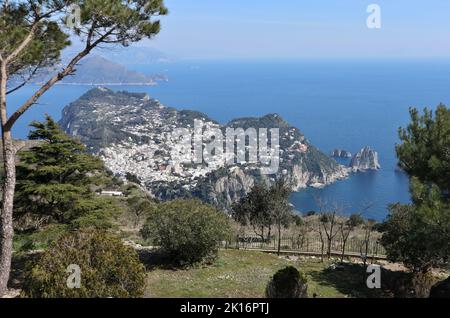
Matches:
[[349, 146, 381, 172]]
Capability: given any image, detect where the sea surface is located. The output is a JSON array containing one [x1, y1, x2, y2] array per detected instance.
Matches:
[[9, 59, 450, 220]]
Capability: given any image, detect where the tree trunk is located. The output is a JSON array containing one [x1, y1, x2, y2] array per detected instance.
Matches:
[[327, 238, 332, 259], [0, 132, 15, 296], [320, 240, 324, 263], [318, 229, 324, 262], [0, 62, 16, 297], [341, 240, 347, 263], [277, 222, 281, 256]]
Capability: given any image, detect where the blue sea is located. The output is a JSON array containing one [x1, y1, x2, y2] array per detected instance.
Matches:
[[9, 59, 450, 220]]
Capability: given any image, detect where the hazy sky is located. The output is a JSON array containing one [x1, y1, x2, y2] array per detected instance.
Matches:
[[139, 0, 450, 59]]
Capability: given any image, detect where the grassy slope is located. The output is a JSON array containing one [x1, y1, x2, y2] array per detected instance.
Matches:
[[145, 249, 390, 298]]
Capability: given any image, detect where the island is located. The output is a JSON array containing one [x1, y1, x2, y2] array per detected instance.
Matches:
[[59, 88, 350, 211]]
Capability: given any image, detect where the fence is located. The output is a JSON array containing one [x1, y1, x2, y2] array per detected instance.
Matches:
[[224, 235, 386, 259]]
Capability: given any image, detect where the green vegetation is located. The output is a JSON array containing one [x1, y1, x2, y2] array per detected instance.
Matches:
[[125, 172, 141, 185], [127, 196, 155, 229], [9, 106, 447, 299], [13, 224, 68, 252], [0, 0, 168, 296], [382, 105, 450, 273], [141, 199, 231, 265], [12, 117, 124, 252], [22, 229, 145, 298], [266, 266, 308, 298], [232, 180, 294, 248], [15, 116, 121, 230], [144, 249, 397, 298]]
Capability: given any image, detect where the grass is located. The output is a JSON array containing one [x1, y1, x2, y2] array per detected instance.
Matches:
[[144, 249, 392, 298]]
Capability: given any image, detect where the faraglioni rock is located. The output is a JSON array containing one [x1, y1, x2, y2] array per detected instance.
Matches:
[[331, 149, 352, 158], [349, 146, 381, 172], [59, 88, 350, 211]]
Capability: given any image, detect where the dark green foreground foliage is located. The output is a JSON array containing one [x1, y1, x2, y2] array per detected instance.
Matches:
[[266, 266, 308, 298], [232, 180, 294, 241], [140, 199, 231, 266], [15, 116, 120, 230], [382, 105, 450, 273], [12, 116, 126, 252], [22, 229, 145, 298]]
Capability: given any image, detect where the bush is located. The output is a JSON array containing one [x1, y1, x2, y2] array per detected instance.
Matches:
[[348, 214, 364, 227], [22, 229, 146, 298], [381, 203, 449, 272], [140, 199, 231, 266], [266, 266, 308, 298], [411, 272, 438, 298], [14, 224, 68, 252]]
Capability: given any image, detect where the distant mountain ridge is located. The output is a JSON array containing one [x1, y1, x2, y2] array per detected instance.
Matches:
[[61, 45, 173, 66], [59, 88, 349, 210], [27, 56, 167, 86]]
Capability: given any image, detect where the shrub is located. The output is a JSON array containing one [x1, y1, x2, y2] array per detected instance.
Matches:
[[266, 266, 308, 298], [140, 199, 231, 266], [348, 214, 364, 227], [411, 272, 438, 298], [125, 172, 141, 185], [381, 203, 449, 272], [22, 229, 146, 298], [14, 224, 68, 252]]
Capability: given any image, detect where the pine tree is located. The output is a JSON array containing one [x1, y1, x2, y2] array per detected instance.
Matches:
[[15, 115, 120, 229], [381, 105, 450, 273]]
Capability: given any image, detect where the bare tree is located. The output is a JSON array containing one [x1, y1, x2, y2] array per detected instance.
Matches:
[[268, 179, 293, 256], [338, 203, 372, 262], [338, 218, 353, 263], [361, 219, 377, 266], [317, 199, 342, 259], [314, 221, 326, 262], [292, 215, 309, 250]]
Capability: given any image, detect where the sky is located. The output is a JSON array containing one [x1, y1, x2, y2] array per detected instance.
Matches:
[[137, 0, 450, 60]]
